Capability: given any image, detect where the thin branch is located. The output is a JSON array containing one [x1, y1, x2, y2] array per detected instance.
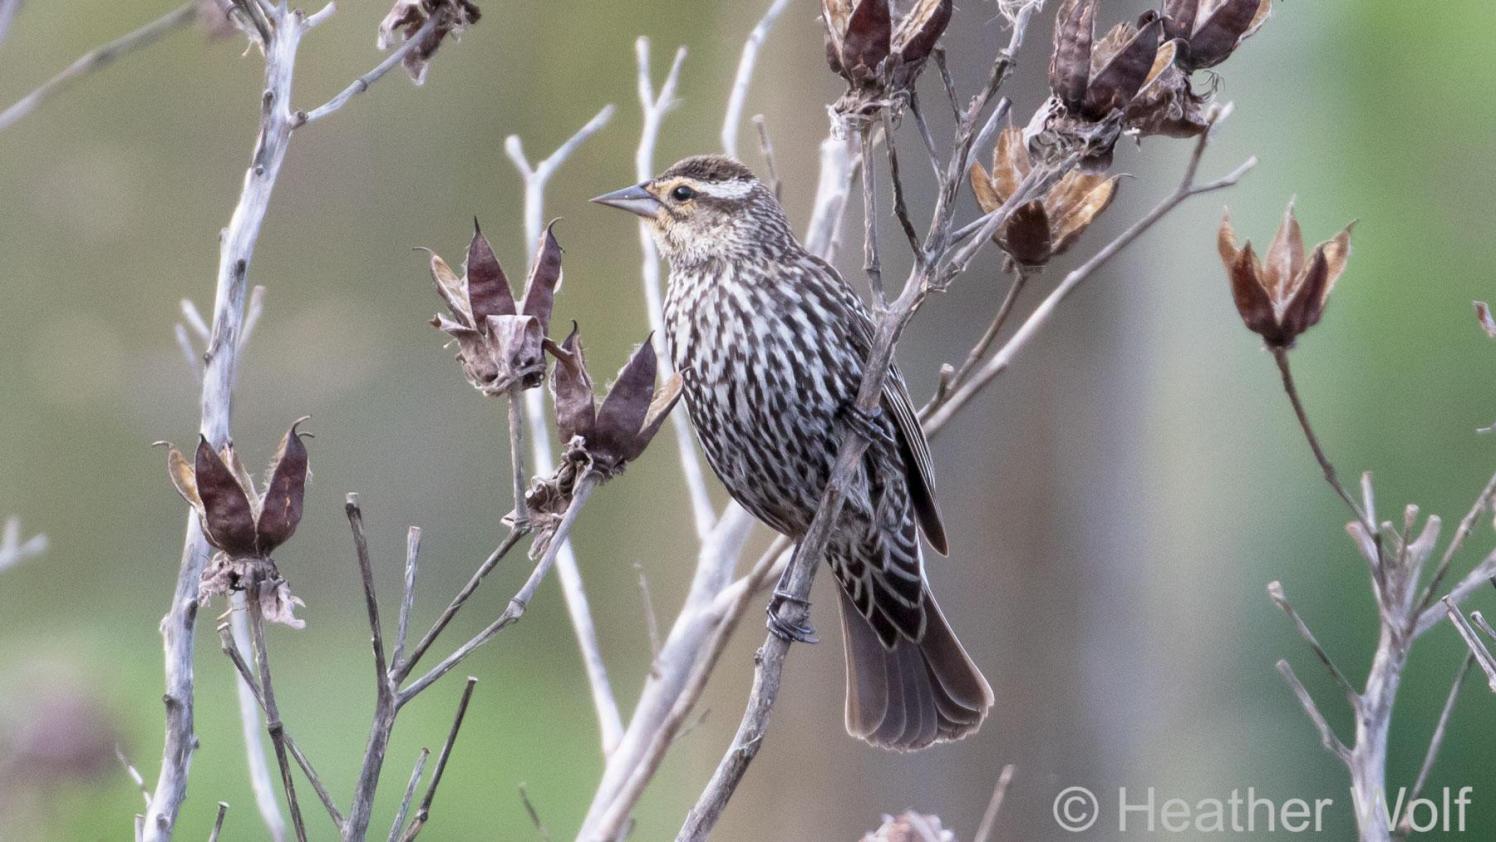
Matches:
[[215, 623, 344, 830], [1271, 348, 1376, 536], [116, 745, 152, 807], [398, 677, 478, 841], [923, 139, 1256, 432], [296, 14, 440, 126], [1397, 654, 1474, 836], [208, 802, 229, 842], [720, 0, 792, 159], [228, 600, 289, 842], [1267, 581, 1357, 704], [246, 592, 308, 842], [147, 7, 311, 833], [507, 106, 625, 754], [1275, 660, 1351, 762], [394, 529, 527, 682], [635, 562, 663, 660], [972, 765, 1016, 842], [0, 2, 196, 132], [347, 494, 389, 698], [392, 526, 422, 672], [632, 38, 718, 538], [518, 785, 551, 841], [883, 114, 926, 265], [859, 121, 885, 306], [1443, 600, 1496, 692], [1414, 547, 1496, 638], [751, 115, 782, 201], [1418, 467, 1496, 614], [387, 749, 429, 842], [399, 476, 600, 701], [507, 392, 530, 529], [345, 493, 402, 841], [0, 516, 46, 572], [927, 266, 1032, 412]]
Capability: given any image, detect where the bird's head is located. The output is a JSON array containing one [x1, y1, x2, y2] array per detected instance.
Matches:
[[592, 155, 793, 267]]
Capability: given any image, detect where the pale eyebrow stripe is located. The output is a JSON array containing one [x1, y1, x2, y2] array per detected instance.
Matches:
[[694, 180, 755, 199]]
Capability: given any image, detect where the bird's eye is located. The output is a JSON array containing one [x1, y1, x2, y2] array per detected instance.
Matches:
[[671, 185, 697, 201]]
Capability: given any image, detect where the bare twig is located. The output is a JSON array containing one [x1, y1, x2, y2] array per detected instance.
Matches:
[[208, 802, 229, 842], [296, 14, 441, 126], [392, 527, 422, 672], [923, 136, 1256, 431], [1418, 467, 1496, 614], [751, 116, 782, 201], [345, 493, 399, 842], [1275, 660, 1350, 761], [631, 38, 719, 539], [972, 765, 1016, 842], [398, 677, 478, 841], [1444, 601, 1496, 692], [720, 0, 792, 159], [859, 121, 885, 305], [394, 530, 526, 681], [1267, 581, 1357, 703], [1397, 654, 1474, 835], [506, 107, 626, 754], [148, 8, 309, 835], [227, 600, 288, 842], [399, 475, 600, 701], [635, 562, 663, 660], [1271, 348, 1376, 536], [117, 745, 152, 807], [0, 516, 46, 572], [246, 591, 308, 842], [214, 623, 343, 830], [1414, 546, 1496, 638], [0, 2, 196, 132], [387, 749, 429, 842]]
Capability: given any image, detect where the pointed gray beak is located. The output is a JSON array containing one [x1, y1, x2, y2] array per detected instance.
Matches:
[[591, 183, 663, 218]]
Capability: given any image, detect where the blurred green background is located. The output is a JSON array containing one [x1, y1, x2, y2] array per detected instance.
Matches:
[[3, 0, 1496, 839]]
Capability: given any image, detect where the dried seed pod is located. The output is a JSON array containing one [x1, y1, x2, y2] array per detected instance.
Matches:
[[821, 0, 952, 116], [426, 219, 563, 396], [378, 0, 482, 84], [969, 126, 1119, 265], [1218, 201, 1354, 348], [164, 420, 312, 628], [545, 328, 683, 478], [1185, 0, 1270, 69]]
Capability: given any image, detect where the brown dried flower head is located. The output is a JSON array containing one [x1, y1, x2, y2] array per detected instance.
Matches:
[[378, 0, 481, 84], [1050, 1, 1164, 123], [1218, 201, 1353, 348], [860, 812, 955, 842], [969, 126, 1119, 265], [547, 326, 683, 479], [821, 0, 952, 116], [429, 220, 563, 396], [1162, 0, 1271, 71], [164, 419, 312, 628]]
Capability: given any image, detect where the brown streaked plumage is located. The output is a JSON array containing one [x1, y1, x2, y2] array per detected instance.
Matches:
[[593, 155, 993, 750]]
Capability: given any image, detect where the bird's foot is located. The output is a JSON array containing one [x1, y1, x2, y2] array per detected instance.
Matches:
[[839, 404, 896, 450], [766, 589, 818, 644]]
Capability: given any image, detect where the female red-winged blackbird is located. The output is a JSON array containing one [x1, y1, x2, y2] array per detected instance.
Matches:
[[594, 155, 992, 751]]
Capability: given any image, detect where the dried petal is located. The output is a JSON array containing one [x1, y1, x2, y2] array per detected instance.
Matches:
[[990, 126, 1030, 203], [1318, 221, 1355, 300], [256, 418, 310, 554], [548, 326, 596, 445], [1001, 201, 1053, 266], [1219, 212, 1276, 341], [1279, 246, 1331, 341], [1125, 40, 1210, 138], [1048, 174, 1119, 255], [485, 314, 546, 390], [194, 437, 257, 556], [594, 338, 659, 466], [465, 222, 516, 322], [1187, 0, 1269, 69], [1476, 301, 1496, 339], [520, 220, 563, 332], [1265, 200, 1305, 293], [379, 0, 481, 84], [626, 373, 684, 463], [165, 445, 202, 511], [259, 577, 307, 630], [821, 0, 854, 72], [428, 252, 470, 323], [891, 0, 952, 67], [841, 0, 893, 83], [1082, 13, 1162, 119], [968, 164, 1002, 214], [1049, 0, 1097, 111]]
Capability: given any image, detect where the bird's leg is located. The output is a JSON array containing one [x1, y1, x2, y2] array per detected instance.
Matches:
[[838, 404, 896, 451], [766, 544, 819, 644]]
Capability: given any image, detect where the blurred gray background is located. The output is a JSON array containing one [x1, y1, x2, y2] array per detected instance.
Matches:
[[2, 0, 1496, 838]]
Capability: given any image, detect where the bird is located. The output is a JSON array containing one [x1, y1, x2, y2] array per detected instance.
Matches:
[[593, 155, 993, 751]]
